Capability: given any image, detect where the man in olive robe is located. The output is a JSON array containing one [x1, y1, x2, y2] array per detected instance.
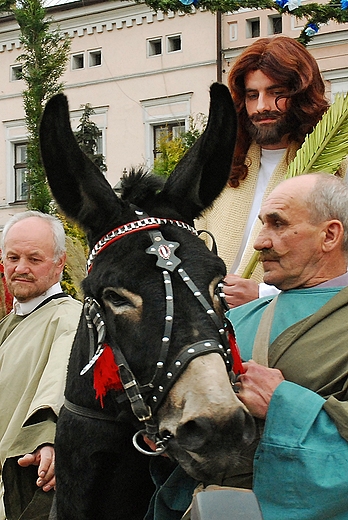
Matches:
[[147, 173, 348, 520], [0, 211, 82, 520], [227, 173, 348, 519]]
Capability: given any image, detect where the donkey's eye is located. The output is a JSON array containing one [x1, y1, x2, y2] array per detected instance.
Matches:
[[103, 288, 132, 307], [102, 287, 143, 319]]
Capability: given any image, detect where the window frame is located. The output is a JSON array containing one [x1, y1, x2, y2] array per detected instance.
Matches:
[[246, 17, 260, 38], [13, 142, 29, 203], [268, 15, 283, 35], [153, 121, 186, 160], [141, 92, 192, 169], [88, 49, 102, 68], [10, 64, 23, 82], [71, 52, 85, 70], [166, 34, 182, 54], [228, 21, 238, 42], [147, 37, 163, 57]]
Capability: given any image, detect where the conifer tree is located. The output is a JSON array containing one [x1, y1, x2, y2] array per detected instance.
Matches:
[[13, 0, 70, 212], [74, 104, 107, 173]]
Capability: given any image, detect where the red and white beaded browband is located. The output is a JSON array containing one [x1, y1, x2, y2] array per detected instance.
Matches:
[[86, 216, 197, 273]]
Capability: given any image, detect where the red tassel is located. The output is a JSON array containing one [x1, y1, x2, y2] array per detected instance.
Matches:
[[229, 330, 245, 376], [93, 344, 124, 407]]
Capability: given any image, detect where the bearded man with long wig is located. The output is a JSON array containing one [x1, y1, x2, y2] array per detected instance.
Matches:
[[197, 35, 347, 308]]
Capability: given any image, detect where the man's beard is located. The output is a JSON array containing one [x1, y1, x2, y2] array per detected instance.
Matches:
[[246, 111, 291, 146]]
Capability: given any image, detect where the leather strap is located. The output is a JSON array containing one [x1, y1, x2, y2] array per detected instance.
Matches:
[[251, 296, 278, 367]]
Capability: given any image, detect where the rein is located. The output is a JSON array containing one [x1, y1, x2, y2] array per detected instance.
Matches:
[[67, 208, 240, 456]]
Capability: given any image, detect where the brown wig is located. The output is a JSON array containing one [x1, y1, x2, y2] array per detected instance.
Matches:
[[227, 36, 329, 187]]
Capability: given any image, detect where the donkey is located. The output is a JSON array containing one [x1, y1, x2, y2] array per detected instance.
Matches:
[[39, 83, 255, 520]]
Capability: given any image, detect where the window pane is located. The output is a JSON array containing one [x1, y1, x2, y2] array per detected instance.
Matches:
[[72, 54, 84, 70], [153, 122, 185, 159], [16, 144, 27, 164], [14, 143, 28, 202], [89, 50, 102, 67], [247, 18, 260, 38], [15, 167, 28, 201], [11, 65, 23, 81], [154, 126, 168, 157], [272, 17, 282, 34], [167, 35, 181, 53], [251, 20, 260, 38], [172, 125, 185, 138], [148, 38, 162, 57]]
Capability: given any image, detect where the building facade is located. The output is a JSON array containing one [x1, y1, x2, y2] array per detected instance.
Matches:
[[0, 0, 347, 227]]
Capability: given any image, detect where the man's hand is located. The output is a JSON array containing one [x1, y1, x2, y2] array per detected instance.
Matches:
[[236, 360, 285, 418], [18, 445, 56, 491], [223, 275, 259, 308]]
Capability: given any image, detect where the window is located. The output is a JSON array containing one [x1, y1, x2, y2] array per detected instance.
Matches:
[[246, 18, 260, 38], [322, 70, 348, 101], [269, 15, 282, 34], [147, 37, 162, 57], [141, 92, 192, 168], [10, 65, 23, 82], [88, 49, 102, 67], [153, 122, 185, 160], [71, 53, 85, 70], [167, 34, 182, 53], [14, 143, 28, 202], [228, 21, 238, 41]]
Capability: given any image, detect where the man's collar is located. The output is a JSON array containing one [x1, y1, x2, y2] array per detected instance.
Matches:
[[317, 271, 348, 288], [13, 282, 63, 316]]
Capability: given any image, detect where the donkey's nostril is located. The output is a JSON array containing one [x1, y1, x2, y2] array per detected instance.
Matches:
[[176, 417, 214, 451]]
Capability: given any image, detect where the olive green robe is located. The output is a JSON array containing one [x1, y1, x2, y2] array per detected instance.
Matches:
[[0, 296, 81, 520]]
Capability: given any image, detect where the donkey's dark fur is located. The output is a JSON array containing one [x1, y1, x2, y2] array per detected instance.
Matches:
[[40, 83, 254, 520]]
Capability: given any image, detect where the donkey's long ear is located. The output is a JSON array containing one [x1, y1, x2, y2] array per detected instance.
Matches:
[[160, 83, 237, 221], [40, 94, 120, 236]]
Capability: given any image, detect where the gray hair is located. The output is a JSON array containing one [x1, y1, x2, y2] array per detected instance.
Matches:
[[306, 173, 348, 254], [2, 210, 66, 261]]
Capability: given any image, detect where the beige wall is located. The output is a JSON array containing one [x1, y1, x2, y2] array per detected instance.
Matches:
[[0, 0, 347, 228], [221, 8, 348, 99], [0, 3, 220, 226]]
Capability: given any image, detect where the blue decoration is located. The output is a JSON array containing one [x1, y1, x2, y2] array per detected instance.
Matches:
[[305, 22, 319, 36], [275, 0, 301, 10], [287, 0, 301, 10], [179, 0, 195, 4], [341, 0, 348, 9], [275, 0, 288, 7]]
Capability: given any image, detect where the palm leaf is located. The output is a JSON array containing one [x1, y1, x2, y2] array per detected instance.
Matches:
[[241, 250, 260, 279], [242, 92, 348, 279], [287, 92, 348, 177]]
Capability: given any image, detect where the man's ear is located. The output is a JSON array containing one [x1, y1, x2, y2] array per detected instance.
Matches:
[[321, 220, 344, 252], [56, 252, 67, 272]]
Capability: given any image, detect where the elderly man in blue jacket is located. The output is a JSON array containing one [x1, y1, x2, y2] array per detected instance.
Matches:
[[147, 172, 348, 520]]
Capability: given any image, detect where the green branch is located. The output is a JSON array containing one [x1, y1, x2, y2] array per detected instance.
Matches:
[[134, 0, 348, 44]]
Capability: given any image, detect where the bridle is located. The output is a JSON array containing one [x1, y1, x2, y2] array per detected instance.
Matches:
[[65, 208, 238, 456]]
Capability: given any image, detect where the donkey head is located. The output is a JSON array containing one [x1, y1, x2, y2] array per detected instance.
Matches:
[[40, 83, 254, 483]]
